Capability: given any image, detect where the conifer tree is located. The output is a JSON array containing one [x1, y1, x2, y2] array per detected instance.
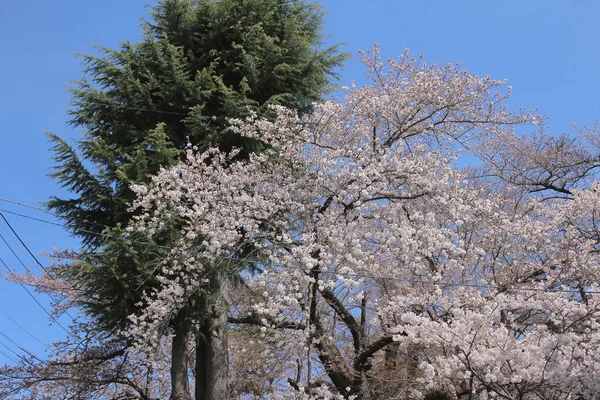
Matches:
[[47, 1, 346, 398]]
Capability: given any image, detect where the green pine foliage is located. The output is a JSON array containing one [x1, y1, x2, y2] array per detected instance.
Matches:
[[48, 0, 346, 333]]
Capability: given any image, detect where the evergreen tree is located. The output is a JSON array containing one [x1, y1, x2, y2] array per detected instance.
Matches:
[[48, 1, 346, 399]]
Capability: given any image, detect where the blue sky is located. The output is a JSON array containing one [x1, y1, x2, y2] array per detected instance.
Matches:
[[0, 0, 599, 365]]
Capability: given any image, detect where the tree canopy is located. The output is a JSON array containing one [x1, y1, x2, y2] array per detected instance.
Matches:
[[40, 1, 346, 399], [123, 48, 600, 399], [4, 45, 600, 400], [47, 0, 345, 333], [4, 3, 600, 398]]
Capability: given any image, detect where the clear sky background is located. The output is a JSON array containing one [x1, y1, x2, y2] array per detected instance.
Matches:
[[0, 0, 599, 365]]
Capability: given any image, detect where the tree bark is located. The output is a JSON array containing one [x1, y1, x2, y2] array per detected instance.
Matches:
[[195, 325, 207, 400], [170, 312, 193, 400], [383, 342, 399, 371], [195, 269, 229, 400]]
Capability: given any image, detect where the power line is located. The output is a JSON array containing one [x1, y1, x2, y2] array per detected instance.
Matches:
[[0, 330, 46, 365], [0, 222, 36, 272], [0, 220, 80, 333], [0, 306, 49, 349], [1, 202, 599, 295], [0, 255, 72, 337], [0, 207, 171, 251], [0, 339, 22, 364], [0, 214, 79, 324], [0, 198, 53, 215], [0, 208, 63, 228], [0, 91, 189, 116], [0, 233, 34, 274], [0, 346, 19, 365], [0, 197, 122, 236], [0, 331, 34, 359], [1, 213, 52, 273]]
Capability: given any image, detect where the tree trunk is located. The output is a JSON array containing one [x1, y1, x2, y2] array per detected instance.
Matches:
[[195, 269, 229, 400], [195, 325, 207, 400], [170, 312, 193, 400], [383, 342, 399, 371]]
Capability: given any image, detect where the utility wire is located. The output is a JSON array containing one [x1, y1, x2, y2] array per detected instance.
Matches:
[[0, 222, 36, 271], [0, 198, 53, 216], [0, 331, 34, 359], [0, 91, 189, 116], [0, 197, 121, 236], [0, 207, 171, 251], [0, 346, 19, 365], [0, 330, 47, 365], [1, 202, 599, 295], [0, 306, 48, 349], [0, 208, 63, 228], [0, 233, 34, 275], [0, 213, 79, 321], [0, 339, 22, 364], [0, 231, 65, 299], [0, 255, 72, 336], [1, 213, 51, 273]]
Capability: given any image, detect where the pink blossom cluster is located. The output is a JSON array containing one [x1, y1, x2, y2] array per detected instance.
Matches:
[[127, 48, 600, 399]]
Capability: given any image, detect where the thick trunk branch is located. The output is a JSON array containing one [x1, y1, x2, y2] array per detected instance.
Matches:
[[170, 312, 192, 400], [319, 287, 362, 353], [355, 336, 395, 370], [228, 316, 305, 330]]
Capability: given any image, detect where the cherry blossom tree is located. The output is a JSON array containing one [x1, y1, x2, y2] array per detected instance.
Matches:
[[0, 251, 173, 400], [4, 46, 600, 399], [474, 123, 600, 199], [0, 254, 301, 399], [123, 47, 600, 399], [0, 336, 173, 400]]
